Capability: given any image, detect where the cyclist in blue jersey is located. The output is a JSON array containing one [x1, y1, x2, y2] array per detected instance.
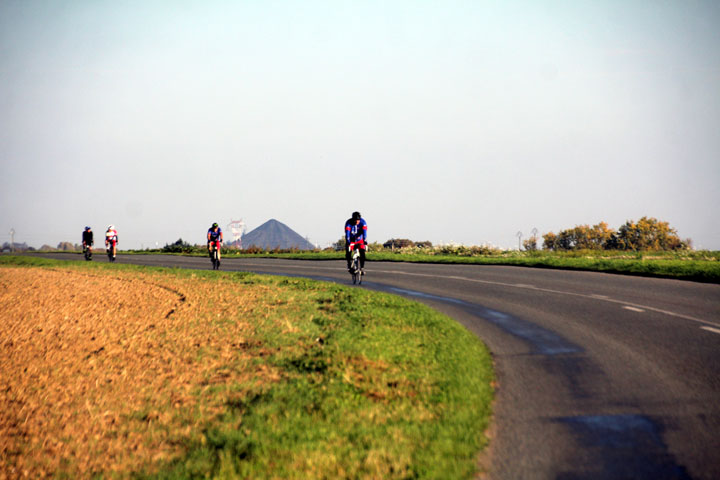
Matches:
[[345, 211, 367, 273], [207, 223, 223, 259]]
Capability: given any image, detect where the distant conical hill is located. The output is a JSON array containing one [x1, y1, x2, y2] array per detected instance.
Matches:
[[241, 219, 315, 250]]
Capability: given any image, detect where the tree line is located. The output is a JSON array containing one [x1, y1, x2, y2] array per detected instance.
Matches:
[[527, 217, 690, 251], [2, 242, 80, 252]]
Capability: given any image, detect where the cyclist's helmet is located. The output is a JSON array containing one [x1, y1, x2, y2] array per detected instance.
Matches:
[[352, 212, 361, 221], [212, 223, 219, 229], [85, 226, 91, 231], [108, 225, 114, 230]]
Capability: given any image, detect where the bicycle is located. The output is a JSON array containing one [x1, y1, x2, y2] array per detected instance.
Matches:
[[106, 242, 116, 262], [349, 242, 365, 285], [209, 240, 222, 270], [83, 244, 93, 261]]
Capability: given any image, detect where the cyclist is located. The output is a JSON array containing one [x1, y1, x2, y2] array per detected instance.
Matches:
[[105, 225, 118, 261], [82, 226, 94, 260], [344, 211, 367, 273], [207, 222, 223, 260]]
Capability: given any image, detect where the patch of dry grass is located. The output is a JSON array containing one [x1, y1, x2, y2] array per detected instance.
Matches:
[[0, 267, 276, 478]]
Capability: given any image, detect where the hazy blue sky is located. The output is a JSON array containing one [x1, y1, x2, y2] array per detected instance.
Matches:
[[2, 1, 719, 249]]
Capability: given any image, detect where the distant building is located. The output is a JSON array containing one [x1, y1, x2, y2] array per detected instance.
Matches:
[[2, 242, 30, 252]]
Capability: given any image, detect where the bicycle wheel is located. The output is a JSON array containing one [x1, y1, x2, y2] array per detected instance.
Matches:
[[351, 256, 359, 284]]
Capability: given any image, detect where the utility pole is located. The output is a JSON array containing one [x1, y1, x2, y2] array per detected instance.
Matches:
[[516, 231, 522, 251], [9, 228, 15, 252]]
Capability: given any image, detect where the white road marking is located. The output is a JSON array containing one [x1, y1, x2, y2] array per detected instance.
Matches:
[[237, 261, 718, 328], [622, 306, 645, 313], [700, 326, 720, 335]]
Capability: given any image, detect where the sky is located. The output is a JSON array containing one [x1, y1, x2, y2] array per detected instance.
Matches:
[[1, 0, 719, 250]]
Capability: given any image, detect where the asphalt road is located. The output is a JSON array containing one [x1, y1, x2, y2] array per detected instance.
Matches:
[[33, 253, 720, 479]]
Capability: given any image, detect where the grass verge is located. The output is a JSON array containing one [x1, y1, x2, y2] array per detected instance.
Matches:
[[0, 256, 494, 479]]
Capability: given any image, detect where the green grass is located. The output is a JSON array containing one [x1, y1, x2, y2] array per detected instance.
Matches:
[[1, 256, 494, 479], [159, 286, 493, 479], [359, 251, 720, 283]]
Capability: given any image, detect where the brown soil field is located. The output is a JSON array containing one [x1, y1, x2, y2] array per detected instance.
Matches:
[[0, 266, 279, 479]]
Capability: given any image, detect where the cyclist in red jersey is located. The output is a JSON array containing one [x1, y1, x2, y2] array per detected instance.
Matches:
[[105, 225, 118, 261]]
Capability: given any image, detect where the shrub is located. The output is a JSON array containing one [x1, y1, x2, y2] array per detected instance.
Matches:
[[383, 238, 415, 249], [617, 217, 689, 251], [523, 237, 538, 251], [543, 218, 690, 252], [162, 238, 195, 253]]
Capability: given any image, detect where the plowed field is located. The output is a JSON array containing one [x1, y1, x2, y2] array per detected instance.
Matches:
[[0, 266, 274, 478], [0, 258, 494, 480]]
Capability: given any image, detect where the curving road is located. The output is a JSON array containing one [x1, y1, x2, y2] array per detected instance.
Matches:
[[35, 253, 720, 479]]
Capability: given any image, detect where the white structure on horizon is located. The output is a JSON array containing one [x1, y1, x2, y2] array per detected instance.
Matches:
[[227, 219, 246, 248]]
